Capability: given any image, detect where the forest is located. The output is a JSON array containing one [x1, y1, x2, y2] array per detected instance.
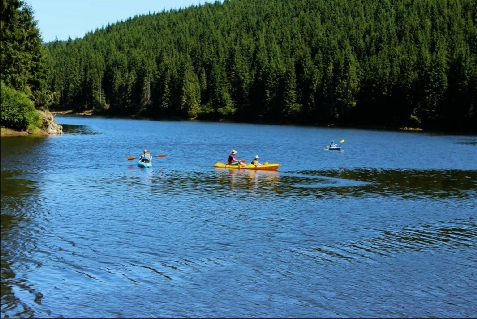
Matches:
[[2, 0, 477, 133]]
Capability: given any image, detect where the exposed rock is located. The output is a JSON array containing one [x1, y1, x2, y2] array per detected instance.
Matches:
[[40, 110, 63, 135]]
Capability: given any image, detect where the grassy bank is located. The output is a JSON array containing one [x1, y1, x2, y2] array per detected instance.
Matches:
[[0, 127, 45, 137]]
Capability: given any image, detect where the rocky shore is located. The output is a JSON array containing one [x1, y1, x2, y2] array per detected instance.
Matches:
[[1, 110, 63, 137]]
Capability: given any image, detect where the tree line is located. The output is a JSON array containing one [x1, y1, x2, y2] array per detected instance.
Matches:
[[3, 0, 477, 133], [1, 0, 50, 131]]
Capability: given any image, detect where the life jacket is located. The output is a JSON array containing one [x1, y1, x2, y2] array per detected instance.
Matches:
[[141, 154, 151, 162], [228, 154, 235, 164]]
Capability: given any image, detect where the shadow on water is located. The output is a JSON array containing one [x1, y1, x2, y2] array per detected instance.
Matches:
[[61, 124, 100, 135], [281, 168, 477, 200], [129, 167, 477, 201], [456, 140, 477, 146]]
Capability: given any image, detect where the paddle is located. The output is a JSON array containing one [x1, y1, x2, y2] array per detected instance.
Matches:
[[127, 154, 166, 160]]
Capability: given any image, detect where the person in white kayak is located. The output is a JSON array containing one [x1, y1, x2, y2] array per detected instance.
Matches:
[[139, 149, 152, 163]]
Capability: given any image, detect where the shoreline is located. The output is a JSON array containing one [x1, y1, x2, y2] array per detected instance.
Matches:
[[50, 110, 94, 116], [0, 126, 58, 137], [1, 110, 63, 137], [1, 127, 32, 136], [50, 110, 426, 132], [6, 109, 474, 136]]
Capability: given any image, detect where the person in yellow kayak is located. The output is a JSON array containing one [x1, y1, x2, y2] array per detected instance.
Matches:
[[228, 150, 245, 165], [250, 155, 261, 166], [139, 149, 152, 163]]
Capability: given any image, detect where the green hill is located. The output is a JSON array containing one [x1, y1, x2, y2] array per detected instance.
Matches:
[[7, 0, 477, 133]]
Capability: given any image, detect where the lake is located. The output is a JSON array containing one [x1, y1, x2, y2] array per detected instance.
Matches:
[[1, 115, 476, 318]]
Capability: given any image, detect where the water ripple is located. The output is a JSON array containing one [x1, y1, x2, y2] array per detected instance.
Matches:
[[2, 121, 477, 317], [300, 217, 476, 262]]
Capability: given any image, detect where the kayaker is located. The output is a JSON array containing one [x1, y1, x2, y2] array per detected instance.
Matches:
[[139, 149, 152, 163], [329, 140, 337, 148], [228, 150, 244, 165], [250, 155, 261, 166]]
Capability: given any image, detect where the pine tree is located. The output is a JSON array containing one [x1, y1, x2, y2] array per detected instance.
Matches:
[[1, 0, 50, 109]]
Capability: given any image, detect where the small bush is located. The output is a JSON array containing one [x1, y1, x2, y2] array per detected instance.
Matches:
[[1, 81, 41, 131]]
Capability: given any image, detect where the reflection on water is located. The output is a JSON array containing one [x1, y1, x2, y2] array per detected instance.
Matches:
[[61, 124, 100, 135], [456, 140, 477, 146], [113, 167, 477, 201], [1, 170, 41, 318], [103, 167, 477, 201], [284, 168, 477, 200], [214, 169, 280, 192]]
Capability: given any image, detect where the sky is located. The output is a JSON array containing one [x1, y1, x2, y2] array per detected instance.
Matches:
[[25, 0, 222, 43]]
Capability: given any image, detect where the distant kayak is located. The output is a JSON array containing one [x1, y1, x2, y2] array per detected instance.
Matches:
[[137, 160, 152, 168], [325, 140, 344, 151], [214, 162, 280, 171]]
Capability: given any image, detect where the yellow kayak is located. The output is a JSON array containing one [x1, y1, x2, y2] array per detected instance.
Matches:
[[214, 162, 280, 171]]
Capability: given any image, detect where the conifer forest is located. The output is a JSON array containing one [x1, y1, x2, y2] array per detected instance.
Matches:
[[2, 0, 477, 132]]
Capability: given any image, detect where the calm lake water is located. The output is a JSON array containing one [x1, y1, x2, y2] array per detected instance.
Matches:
[[1, 115, 476, 318]]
